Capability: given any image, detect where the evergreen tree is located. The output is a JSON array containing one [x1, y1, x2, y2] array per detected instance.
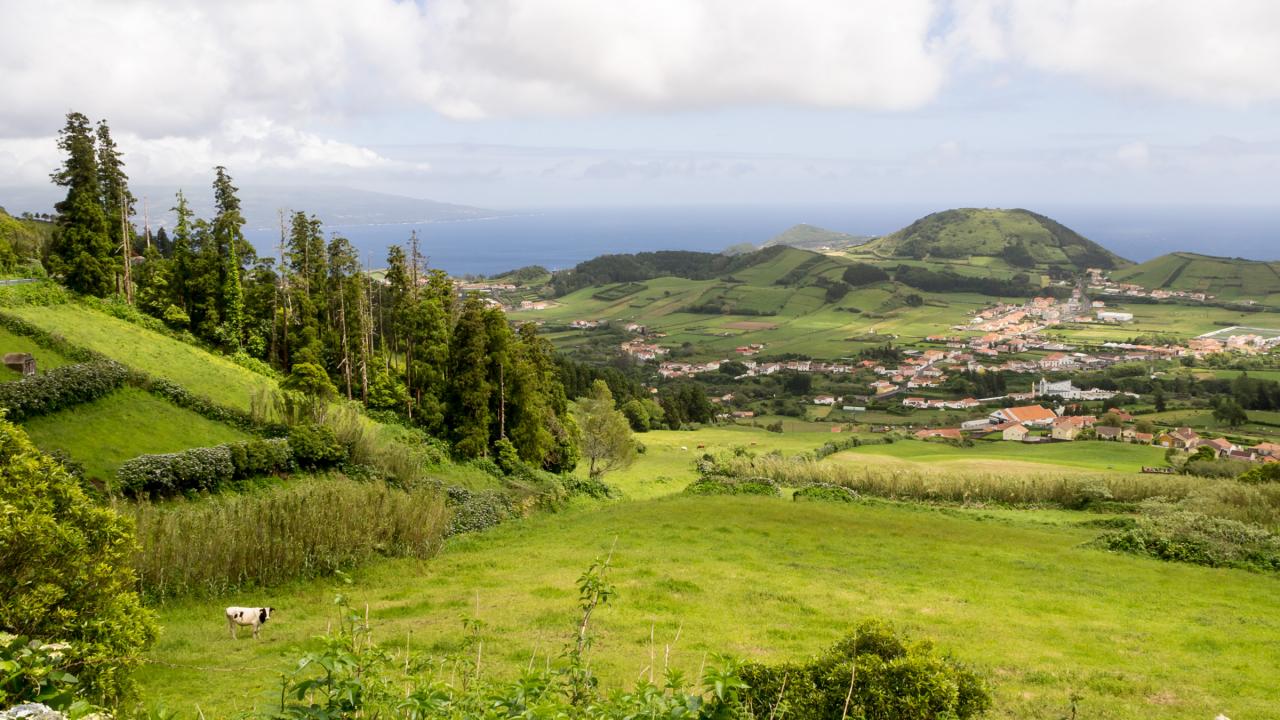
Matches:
[[169, 190, 196, 312], [96, 119, 134, 260], [447, 295, 493, 457], [48, 112, 113, 296], [211, 166, 246, 346]]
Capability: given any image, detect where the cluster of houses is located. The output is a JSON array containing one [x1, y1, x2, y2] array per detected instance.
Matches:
[[1188, 332, 1280, 355], [1085, 268, 1211, 302], [909, 402, 1280, 463]]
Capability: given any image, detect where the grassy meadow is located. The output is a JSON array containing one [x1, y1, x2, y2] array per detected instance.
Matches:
[[21, 386, 251, 482], [7, 303, 278, 410], [830, 437, 1168, 474], [137, 495, 1279, 720]]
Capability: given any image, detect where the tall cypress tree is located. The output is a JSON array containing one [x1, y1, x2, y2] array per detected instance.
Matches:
[[211, 166, 245, 346], [48, 112, 113, 296], [169, 190, 195, 312], [96, 120, 133, 259], [447, 295, 492, 457]]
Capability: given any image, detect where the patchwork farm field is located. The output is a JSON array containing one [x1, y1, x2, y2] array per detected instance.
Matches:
[[1049, 303, 1280, 343], [511, 275, 992, 360], [138, 495, 1280, 720], [8, 304, 278, 410], [21, 386, 250, 483]]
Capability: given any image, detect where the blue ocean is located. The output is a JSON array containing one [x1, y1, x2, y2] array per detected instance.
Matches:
[[245, 205, 1280, 276]]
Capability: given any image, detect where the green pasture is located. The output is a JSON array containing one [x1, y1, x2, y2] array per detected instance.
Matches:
[[138, 495, 1280, 719], [831, 438, 1168, 473], [8, 304, 278, 410], [21, 386, 250, 483], [513, 274, 990, 360], [1051, 302, 1280, 342], [0, 325, 75, 380], [592, 424, 844, 499], [1113, 253, 1280, 301]]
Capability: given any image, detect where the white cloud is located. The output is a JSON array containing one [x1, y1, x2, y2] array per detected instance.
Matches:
[[0, 118, 403, 186], [953, 0, 1280, 106], [1115, 141, 1150, 170], [0, 0, 950, 137]]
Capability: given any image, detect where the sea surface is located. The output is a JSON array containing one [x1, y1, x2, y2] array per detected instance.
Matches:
[[244, 204, 1280, 276]]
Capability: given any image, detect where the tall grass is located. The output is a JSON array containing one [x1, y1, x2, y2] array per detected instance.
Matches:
[[715, 455, 1280, 529], [127, 475, 448, 602]]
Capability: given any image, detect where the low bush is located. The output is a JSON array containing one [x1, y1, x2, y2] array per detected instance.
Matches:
[[128, 476, 448, 601], [288, 423, 347, 469], [445, 486, 516, 536], [793, 483, 860, 503], [1239, 462, 1280, 484], [684, 475, 780, 497], [0, 360, 126, 420], [1093, 511, 1280, 572], [739, 619, 992, 720], [115, 439, 291, 498]]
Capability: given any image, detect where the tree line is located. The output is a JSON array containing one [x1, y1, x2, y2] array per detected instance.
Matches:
[[43, 112, 581, 468]]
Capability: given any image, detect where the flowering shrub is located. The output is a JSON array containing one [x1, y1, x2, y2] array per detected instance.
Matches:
[[115, 439, 291, 497], [0, 361, 126, 420]]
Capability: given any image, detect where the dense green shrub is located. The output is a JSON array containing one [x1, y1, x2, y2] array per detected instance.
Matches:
[[1239, 463, 1280, 484], [288, 423, 347, 468], [0, 360, 126, 420], [1094, 511, 1280, 572], [0, 281, 71, 308], [794, 483, 860, 503], [445, 486, 516, 535], [684, 475, 781, 497], [0, 419, 156, 705], [115, 439, 291, 497], [739, 619, 991, 720]]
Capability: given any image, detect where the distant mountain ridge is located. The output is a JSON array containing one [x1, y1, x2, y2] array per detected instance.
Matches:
[[0, 184, 502, 231], [860, 208, 1130, 271], [724, 223, 870, 255]]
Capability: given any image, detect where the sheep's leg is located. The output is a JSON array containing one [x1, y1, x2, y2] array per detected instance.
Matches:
[[253, 624, 260, 640], [229, 619, 237, 640]]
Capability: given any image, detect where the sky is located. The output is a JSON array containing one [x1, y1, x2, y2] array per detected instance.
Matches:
[[1, 0, 1279, 210]]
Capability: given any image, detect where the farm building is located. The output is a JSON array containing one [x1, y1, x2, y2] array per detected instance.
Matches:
[[990, 404, 1057, 427]]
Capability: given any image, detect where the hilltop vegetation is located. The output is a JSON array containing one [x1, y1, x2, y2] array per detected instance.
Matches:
[[0, 206, 53, 274], [1113, 251, 1280, 302], [859, 208, 1130, 272]]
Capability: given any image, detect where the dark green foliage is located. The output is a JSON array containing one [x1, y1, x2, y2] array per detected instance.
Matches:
[[550, 246, 790, 296], [47, 113, 114, 297], [0, 633, 102, 715], [739, 619, 992, 720], [1000, 240, 1036, 268], [288, 423, 347, 468], [0, 418, 156, 705], [115, 439, 291, 497], [842, 262, 891, 286], [661, 382, 717, 427], [894, 265, 1036, 296], [1094, 511, 1280, 572], [446, 296, 493, 457], [0, 360, 126, 420], [1239, 463, 1280, 484]]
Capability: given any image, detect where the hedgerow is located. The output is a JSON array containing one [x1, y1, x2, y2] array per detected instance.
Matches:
[[115, 439, 291, 497], [0, 360, 126, 420]]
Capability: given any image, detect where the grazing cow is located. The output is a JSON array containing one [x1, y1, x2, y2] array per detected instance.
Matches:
[[225, 606, 275, 639]]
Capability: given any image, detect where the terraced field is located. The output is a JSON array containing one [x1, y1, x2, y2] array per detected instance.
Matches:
[[7, 304, 278, 410], [21, 386, 250, 483]]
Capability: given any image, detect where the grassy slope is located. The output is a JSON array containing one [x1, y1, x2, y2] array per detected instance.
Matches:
[[7, 304, 277, 410], [0, 325, 74, 381], [139, 495, 1279, 719], [21, 386, 250, 482], [858, 208, 1129, 271], [512, 267, 991, 361], [1047, 300, 1280, 343], [1113, 252, 1280, 302]]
